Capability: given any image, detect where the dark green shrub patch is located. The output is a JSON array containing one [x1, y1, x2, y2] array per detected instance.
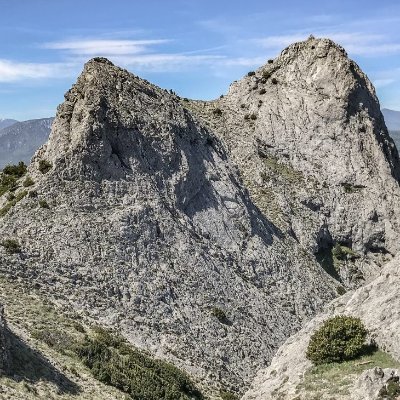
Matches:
[[74, 327, 203, 400], [306, 316, 368, 365], [1, 239, 21, 254], [38, 159, 52, 174]]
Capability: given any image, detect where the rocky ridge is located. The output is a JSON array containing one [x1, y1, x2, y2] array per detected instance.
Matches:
[[0, 37, 399, 398]]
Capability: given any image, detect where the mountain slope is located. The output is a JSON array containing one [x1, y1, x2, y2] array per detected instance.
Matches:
[[243, 254, 400, 400], [0, 118, 53, 169], [0, 57, 337, 395], [188, 37, 400, 287]]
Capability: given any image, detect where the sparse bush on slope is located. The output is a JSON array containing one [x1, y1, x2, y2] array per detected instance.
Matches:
[[306, 316, 367, 365]]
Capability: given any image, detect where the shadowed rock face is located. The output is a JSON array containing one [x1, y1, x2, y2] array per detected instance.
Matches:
[[0, 306, 10, 374], [0, 56, 336, 393], [0, 37, 399, 395]]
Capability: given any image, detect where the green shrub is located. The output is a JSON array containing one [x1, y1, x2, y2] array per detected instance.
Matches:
[[332, 244, 360, 262], [267, 59, 274, 64], [39, 199, 49, 208], [3, 162, 27, 178], [213, 108, 223, 116], [250, 113, 257, 120], [211, 307, 227, 323], [1, 239, 21, 254], [38, 159, 52, 174], [220, 390, 239, 400], [306, 316, 367, 365], [271, 78, 278, 85], [262, 70, 271, 80], [15, 190, 28, 202], [259, 88, 266, 95], [247, 71, 256, 76], [23, 177, 34, 187], [0, 174, 18, 196], [74, 327, 203, 400]]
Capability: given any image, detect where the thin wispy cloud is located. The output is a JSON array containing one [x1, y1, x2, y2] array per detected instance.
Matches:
[[41, 37, 266, 73], [0, 59, 74, 82], [254, 31, 400, 57], [42, 39, 170, 56]]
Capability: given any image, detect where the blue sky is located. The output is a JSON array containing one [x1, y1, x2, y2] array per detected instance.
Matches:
[[0, 0, 399, 120]]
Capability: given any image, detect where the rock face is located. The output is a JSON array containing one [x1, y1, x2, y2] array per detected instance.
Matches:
[[243, 255, 400, 399], [0, 118, 53, 169], [0, 305, 10, 374], [189, 37, 400, 287], [0, 57, 337, 393], [1, 37, 399, 395]]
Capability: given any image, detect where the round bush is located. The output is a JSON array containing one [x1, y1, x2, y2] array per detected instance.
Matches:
[[306, 315, 367, 365]]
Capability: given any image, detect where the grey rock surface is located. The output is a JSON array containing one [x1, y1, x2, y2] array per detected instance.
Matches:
[[188, 37, 400, 287], [0, 57, 337, 394], [243, 254, 400, 399], [353, 368, 400, 400], [0, 118, 53, 169]]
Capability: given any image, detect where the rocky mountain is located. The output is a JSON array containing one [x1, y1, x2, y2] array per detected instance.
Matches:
[[0, 119, 18, 130], [0, 36, 399, 399], [0, 118, 53, 169], [0, 56, 338, 396]]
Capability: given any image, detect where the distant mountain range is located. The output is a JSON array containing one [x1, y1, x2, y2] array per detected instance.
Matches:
[[382, 109, 400, 150], [0, 118, 18, 130], [382, 108, 400, 131], [0, 118, 53, 169]]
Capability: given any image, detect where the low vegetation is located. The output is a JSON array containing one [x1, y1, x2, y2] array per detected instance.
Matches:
[[0, 275, 204, 400], [1, 239, 21, 254], [211, 307, 227, 323], [297, 350, 400, 398], [306, 316, 368, 365], [0, 161, 27, 196], [38, 159, 52, 174], [74, 327, 203, 400]]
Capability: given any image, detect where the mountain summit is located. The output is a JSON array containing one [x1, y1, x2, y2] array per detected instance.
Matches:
[[0, 37, 399, 397]]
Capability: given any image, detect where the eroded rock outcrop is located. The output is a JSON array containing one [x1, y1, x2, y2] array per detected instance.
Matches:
[[1, 37, 399, 396]]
